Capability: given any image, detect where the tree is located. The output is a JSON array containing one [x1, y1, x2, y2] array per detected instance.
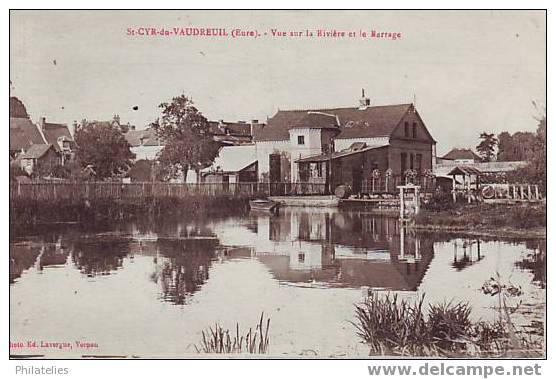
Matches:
[[127, 159, 154, 182], [497, 131, 536, 161], [74, 120, 135, 180], [151, 95, 219, 181], [476, 132, 498, 162], [507, 103, 546, 193]]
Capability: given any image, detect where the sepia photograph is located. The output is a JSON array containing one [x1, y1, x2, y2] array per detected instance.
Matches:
[[8, 9, 546, 362]]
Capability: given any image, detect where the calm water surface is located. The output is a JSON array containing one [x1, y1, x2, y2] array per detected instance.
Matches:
[[10, 208, 545, 358]]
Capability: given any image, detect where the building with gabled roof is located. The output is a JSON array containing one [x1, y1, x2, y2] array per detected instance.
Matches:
[[201, 145, 258, 183], [9, 99, 47, 158], [441, 148, 481, 163], [37, 117, 76, 164], [252, 91, 436, 193], [19, 144, 60, 175]]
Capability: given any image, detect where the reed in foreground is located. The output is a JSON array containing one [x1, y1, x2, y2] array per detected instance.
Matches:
[[353, 290, 543, 358], [196, 312, 270, 354]]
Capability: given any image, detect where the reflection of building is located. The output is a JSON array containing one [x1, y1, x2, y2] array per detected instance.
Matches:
[[244, 208, 434, 290], [452, 239, 483, 271]]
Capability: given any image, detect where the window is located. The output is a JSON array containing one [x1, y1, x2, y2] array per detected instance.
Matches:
[[298, 253, 305, 263], [416, 154, 422, 172], [410, 153, 414, 170], [316, 162, 323, 177], [401, 152, 407, 173], [297, 135, 305, 145], [412, 122, 417, 138], [404, 122, 409, 137]]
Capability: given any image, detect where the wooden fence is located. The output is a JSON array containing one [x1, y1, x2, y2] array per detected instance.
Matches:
[[9, 181, 328, 201]]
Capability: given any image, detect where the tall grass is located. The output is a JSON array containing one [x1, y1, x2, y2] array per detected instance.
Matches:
[[353, 290, 543, 357], [196, 312, 270, 354]]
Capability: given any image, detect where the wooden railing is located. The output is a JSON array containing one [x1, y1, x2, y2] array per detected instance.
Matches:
[[361, 175, 437, 194], [9, 181, 328, 201]]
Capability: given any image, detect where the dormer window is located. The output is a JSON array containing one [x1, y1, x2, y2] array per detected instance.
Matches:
[[297, 135, 305, 145], [412, 122, 417, 138], [404, 122, 409, 137]]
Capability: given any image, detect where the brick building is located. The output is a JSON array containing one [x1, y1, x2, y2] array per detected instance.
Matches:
[[252, 91, 436, 193]]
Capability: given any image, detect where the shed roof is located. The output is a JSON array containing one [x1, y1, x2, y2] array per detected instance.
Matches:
[[10, 117, 47, 150], [447, 165, 483, 176], [442, 148, 481, 161], [296, 142, 389, 163], [202, 145, 257, 173], [20, 144, 54, 159], [254, 103, 415, 142]]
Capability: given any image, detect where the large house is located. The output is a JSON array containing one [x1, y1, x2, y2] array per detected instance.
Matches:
[[252, 92, 436, 193]]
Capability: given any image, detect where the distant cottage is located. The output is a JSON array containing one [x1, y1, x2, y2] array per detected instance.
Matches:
[[441, 148, 481, 164], [9, 97, 75, 174]]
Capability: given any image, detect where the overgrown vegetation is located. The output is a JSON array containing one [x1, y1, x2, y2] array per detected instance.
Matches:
[[415, 203, 546, 232], [353, 281, 544, 357], [196, 313, 271, 354]]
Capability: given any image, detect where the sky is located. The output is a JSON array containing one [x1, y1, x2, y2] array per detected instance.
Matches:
[[9, 10, 546, 155]]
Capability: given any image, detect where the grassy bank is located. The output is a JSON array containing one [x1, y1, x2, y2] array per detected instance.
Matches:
[[10, 196, 250, 228], [413, 203, 546, 239]]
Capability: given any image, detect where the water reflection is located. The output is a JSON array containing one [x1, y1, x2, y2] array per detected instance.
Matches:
[[10, 209, 546, 295], [451, 239, 484, 271], [71, 238, 130, 277], [9, 208, 546, 358], [155, 239, 217, 305], [239, 209, 434, 291]]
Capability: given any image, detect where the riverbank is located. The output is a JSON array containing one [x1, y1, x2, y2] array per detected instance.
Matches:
[[412, 203, 546, 239], [9, 196, 249, 227]]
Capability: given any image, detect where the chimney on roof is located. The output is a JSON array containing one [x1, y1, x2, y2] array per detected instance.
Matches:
[[39, 116, 46, 129], [358, 89, 371, 110], [250, 119, 262, 139]]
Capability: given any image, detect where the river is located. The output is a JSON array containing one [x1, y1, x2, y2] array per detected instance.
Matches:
[[10, 208, 545, 358]]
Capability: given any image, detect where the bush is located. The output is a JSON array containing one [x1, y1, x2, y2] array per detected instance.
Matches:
[[423, 190, 456, 211]]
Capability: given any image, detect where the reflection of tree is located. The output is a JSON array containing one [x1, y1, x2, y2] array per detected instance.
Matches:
[[71, 238, 130, 277], [156, 239, 217, 305], [10, 244, 41, 283], [38, 242, 69, 270], [516, 240, 545, 288], [129, 216, 216, 239]]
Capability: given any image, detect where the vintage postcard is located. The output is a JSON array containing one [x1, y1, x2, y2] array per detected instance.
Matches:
[[9, 9, 546, 361]]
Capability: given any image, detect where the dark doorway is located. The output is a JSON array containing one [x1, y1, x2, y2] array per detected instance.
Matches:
[[352, 166, 363, 194], [222, 175, 229, 192], [269, 154, 281, 182], [269, 154, 283, 195]]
